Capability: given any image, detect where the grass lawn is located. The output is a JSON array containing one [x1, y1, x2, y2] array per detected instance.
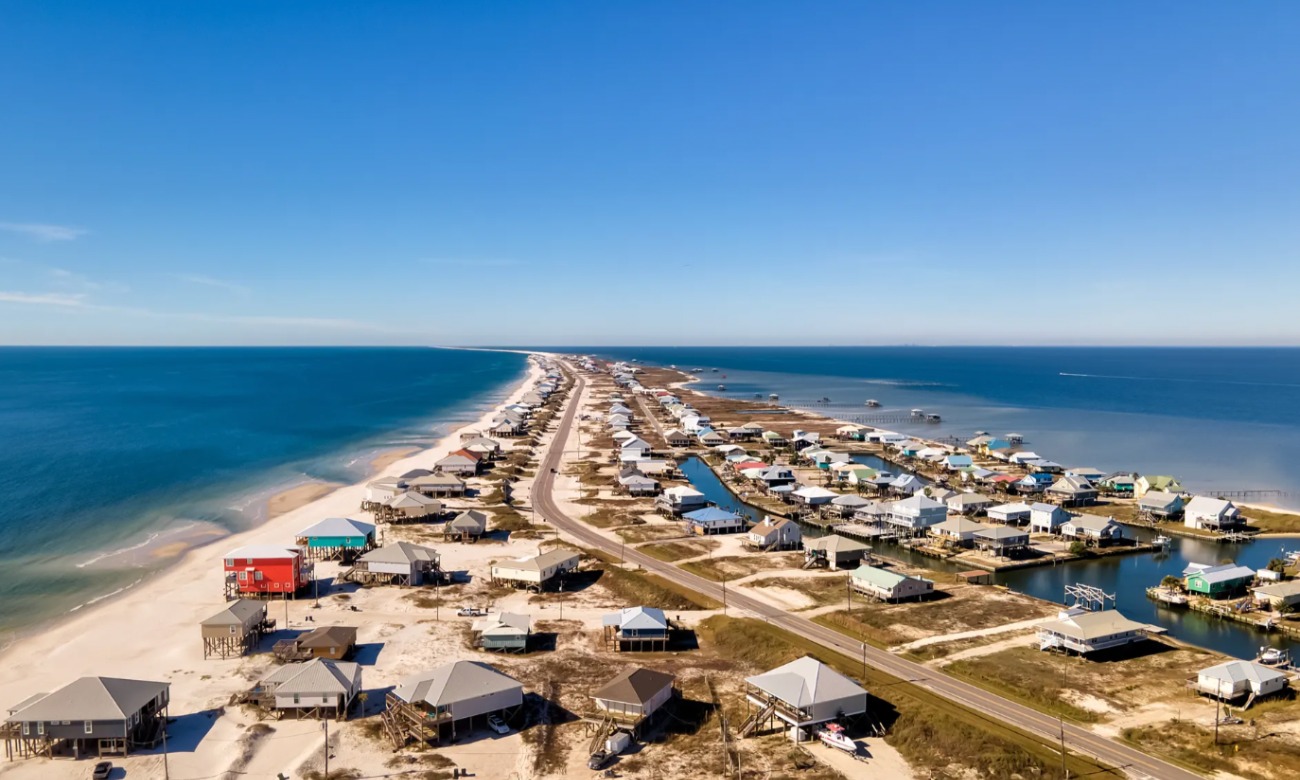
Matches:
[[615, 524, 690, 544], [639, 538, 719, 562], [744, 573, 850, 608], [1122, 719, 1300, 780], [696, 616, 1117, 780], [1245, 505, 1300, 534], [814, 586, 1057, 648], [680, 553, 803, 582]]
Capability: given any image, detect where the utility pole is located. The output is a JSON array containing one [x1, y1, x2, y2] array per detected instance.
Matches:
[[162, 718, 170, 780], [323, 716, 329, 779], [1059, 711, 1067, 779]]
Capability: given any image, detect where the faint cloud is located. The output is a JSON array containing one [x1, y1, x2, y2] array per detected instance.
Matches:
[[49, 267, 130, 294], [0, 222, 88, 242], [420, 257, 520, 268], [0, 291, 89, 307], [171, 273, 252, 297]]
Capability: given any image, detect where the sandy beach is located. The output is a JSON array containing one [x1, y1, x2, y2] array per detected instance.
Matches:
[[0, 354, 546, 779]]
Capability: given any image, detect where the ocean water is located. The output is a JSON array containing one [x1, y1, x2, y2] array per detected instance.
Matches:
[[0, 347, 526, 640], [583, 347, 1300, 508]]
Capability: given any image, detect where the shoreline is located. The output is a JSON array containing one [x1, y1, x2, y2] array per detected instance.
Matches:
[[0, 352, 541, 661], [665, 365, 1300, 539]]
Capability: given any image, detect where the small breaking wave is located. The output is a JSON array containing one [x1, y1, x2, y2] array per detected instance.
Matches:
[[68, 578, 143, 612]]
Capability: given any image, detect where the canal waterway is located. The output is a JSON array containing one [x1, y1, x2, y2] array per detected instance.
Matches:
[[677, 458, 1299, 661]]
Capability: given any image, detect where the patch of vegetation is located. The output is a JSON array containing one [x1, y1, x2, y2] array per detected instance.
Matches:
[[300, 770, 361, 780], [697, 616, 1114, 780], [1120, 722, 1247, 776], [946, 649, 1104, 723], [639, 538, 718, 562], [615, 524, 690, 544], [594, 562, 720, 610]]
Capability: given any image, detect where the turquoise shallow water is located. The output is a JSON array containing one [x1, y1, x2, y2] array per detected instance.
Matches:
[[0, 347, 526, 639]]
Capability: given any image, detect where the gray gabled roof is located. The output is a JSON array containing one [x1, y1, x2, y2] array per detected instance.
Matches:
[[602, 606, 668, 631], [297, 517, 375, 539], [803, 535, 868, 554], [473, 612, 531, 634], [360, 541, 439, 565], [394, 661, 522, 707], [201, 599, 265, 627], [263, 658, 358, 695], [746, 656, 865, 708], [7, 677, 169, 723], [1199, 660, 1287, 686], [450, 510, 488, 532]]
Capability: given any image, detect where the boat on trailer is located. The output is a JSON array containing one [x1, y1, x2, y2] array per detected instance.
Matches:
[[815, 722, 856, 753]]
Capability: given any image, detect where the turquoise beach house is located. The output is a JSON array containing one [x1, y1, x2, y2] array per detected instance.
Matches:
[[295, 517, 377, 561]]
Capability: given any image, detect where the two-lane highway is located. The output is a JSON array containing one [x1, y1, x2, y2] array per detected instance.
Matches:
[[533, 369, 1201, 780]]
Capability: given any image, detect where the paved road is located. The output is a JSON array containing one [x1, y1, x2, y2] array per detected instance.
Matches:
[[533, 370, 1199, 780]]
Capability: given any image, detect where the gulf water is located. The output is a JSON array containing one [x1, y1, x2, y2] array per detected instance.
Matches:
[[0, 347, 526, 641]]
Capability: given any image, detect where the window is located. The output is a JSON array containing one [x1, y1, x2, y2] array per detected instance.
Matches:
[[246, 558, 254, 564], [238, 572, 248, 581], [224, 558, 233, 567], [230, 626, 238, 635], [21, 723, 28, 736], [253, 571, 263, 581], [84, 721, 93, 734], [36, 722, 44, 736], [293, 694, 300, 704]]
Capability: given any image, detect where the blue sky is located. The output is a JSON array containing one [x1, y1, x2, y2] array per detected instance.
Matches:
[[2, 2, 1299, 346]]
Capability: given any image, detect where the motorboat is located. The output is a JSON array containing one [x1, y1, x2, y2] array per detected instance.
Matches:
[[1258, 647, 1290, 666], [1153, 534, 1172, 549], [717, 384, 727, 391], [865, 399, 880, 407], [816, 722, 856, 753]]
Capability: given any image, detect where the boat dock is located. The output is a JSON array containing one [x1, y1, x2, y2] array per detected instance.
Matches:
[[829, 524, 898, 543]]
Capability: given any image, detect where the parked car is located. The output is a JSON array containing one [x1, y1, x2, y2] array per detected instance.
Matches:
[[92, 762, 112, 780], [486, 714, 510, 735], [457, 607, 485, 617], [587, 750, 611, 770]]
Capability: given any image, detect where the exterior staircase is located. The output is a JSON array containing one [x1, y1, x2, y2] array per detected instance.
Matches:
[[739, 699, 777, 738]]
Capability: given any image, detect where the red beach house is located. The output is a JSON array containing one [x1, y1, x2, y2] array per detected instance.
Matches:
[[223, 545, 312, 598]]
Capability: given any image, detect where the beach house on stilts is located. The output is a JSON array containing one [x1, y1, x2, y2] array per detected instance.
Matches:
[[222, 545, 313, 600], [200, 599, 272, 659], [3, 678, 170, 760]]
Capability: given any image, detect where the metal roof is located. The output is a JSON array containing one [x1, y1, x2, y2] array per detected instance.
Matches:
[[602, 606, 668, 631], [263, 658, 359, 696], [200, 599, 265, 627], [394, 661, 522, 707], [746, 656, 866, 708], [1199, 660, 1287, 686], [360, 541, 439, 565], [297, 517, 375, 539], [7, 677, 169, 723], [1037, 610, 1149, 641]]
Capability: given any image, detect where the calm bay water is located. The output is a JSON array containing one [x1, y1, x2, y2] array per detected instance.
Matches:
[[0, 347, 526, 639], [588, 347, 1300, 506], [637, 347, 1300, 660]]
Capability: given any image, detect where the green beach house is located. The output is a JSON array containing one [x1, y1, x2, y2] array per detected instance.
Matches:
[[1185, 563, 1256, 598]]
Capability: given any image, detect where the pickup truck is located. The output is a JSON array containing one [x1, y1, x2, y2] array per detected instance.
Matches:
[[457, 607, 485, 617]]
